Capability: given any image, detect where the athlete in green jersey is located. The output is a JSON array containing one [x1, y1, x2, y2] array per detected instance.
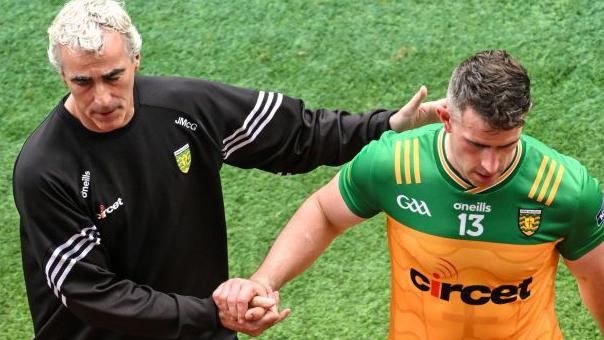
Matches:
[[335, 124, 603, 339], [214, 50, 604, 339]]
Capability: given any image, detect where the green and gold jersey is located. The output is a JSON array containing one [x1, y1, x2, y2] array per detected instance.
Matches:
[[339, 124, 604, 340]]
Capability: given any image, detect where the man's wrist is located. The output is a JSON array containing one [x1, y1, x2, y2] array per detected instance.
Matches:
[[251, 274, 277, 291]]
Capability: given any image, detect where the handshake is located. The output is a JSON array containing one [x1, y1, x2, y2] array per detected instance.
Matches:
[[212, 278, 290, 337]]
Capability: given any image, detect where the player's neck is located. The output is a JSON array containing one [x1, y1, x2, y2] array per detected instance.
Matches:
[[443, 133, 463, 178]]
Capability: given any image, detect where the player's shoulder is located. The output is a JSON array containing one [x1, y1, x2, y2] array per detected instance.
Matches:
[[522, 134, 592, 180], [521, 134, 599, 207], [351, 123, 441, 173], [376, 123, 441, 148]]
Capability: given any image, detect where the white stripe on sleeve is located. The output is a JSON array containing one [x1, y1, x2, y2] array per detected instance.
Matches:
[[44, 226, 101, 303], [223, 92, 283, 160], [45, 226, 96, 288], [222, 91, 266, 145]]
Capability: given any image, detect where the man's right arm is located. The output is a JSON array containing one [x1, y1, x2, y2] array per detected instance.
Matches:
[[13, 166, 219, 338]]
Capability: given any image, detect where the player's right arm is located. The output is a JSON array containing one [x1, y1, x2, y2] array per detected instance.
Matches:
[[213, 130, 388, 323], [252, 172, 367, 290], [213, 172, 366, 323]]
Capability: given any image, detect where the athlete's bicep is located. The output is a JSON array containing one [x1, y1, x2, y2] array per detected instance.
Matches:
[[557, 175, 604, 260], [565, 242, 604, 277], [316, 172, 367, 234], [337, 139, 388, 217], [564, 242, 604, 330]]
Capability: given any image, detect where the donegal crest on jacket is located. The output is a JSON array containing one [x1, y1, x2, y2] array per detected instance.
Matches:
[[518, 208, 542, 236], [174, 143, 191, 173]]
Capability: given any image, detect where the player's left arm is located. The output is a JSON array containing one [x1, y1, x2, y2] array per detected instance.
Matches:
[[560, 169, 604, 334], [564, 242, 604, 334]]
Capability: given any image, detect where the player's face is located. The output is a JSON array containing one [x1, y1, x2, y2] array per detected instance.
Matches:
[[59, 30, 139, 133], [446, 107, 522, 188]]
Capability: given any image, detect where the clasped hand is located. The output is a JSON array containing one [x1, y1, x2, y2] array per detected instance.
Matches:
[[213, 278, 290, 337]]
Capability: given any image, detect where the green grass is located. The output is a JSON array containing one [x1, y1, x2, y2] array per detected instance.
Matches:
[[1, 0, 603, 339]]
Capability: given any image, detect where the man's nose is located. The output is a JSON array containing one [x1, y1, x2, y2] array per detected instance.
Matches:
[[93, 83, 112, 108], [481, 149, 499, 174]]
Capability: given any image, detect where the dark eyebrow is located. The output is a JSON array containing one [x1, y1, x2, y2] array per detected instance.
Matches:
[[103, 68, 126, 79], [70, 75, 91, 82], [468, 138, 519, 149], [69, 68, 125, 82]]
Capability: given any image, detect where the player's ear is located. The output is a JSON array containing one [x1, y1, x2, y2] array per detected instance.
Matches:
[[437, 107, 453, 132]]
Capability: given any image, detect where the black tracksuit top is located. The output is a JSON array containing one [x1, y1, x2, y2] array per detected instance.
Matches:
[[13, 76, 394, 339]]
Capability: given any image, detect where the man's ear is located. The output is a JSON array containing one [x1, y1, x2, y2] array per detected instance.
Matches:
[[60, 70, 68, 87], [134, 54, 141, 71], [437, 107, 453, 132]]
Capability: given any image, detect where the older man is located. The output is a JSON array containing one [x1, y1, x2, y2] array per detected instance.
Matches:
[[12, 0, 440, 339]]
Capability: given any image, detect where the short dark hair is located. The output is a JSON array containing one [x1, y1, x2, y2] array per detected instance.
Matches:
[[447, 50, 532, 130]]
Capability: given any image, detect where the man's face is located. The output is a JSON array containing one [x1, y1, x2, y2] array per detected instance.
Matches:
[[445, 107, 522, 188], [59, 30, 139, 133]]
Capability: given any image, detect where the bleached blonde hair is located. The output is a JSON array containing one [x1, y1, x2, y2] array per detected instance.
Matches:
[[47, 0, 142, 71]]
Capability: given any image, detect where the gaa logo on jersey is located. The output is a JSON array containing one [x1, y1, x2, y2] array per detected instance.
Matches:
[[396, 194, 432, 217], [174, 143, 192, 174], [518, 208, 542, 237]]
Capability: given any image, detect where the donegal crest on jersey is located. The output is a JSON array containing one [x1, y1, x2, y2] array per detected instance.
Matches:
[[518, 208, 542, 236], [174, 143, 191, 173]]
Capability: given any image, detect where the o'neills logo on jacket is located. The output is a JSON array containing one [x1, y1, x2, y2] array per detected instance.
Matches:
[[81, 171, 91, 198], [97, 198, 124, 220]]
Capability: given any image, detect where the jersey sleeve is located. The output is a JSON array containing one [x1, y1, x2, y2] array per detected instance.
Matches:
[[338, 137, 390, 218], [13, 162, 220, 337], [212, 82, 395, 174], [556, 170, 604, 260]]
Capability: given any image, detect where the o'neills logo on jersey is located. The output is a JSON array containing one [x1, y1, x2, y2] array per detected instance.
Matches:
[[175, 116, 198, 131], [97, 198, 124, 220], [396, 195, 431, 216], [453, 201, 491, 213], [410, 268, 533, 305], [81, 171, 91, 198]]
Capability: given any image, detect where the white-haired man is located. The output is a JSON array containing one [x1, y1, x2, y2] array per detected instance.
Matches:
[[12, 0, 441, 339]]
